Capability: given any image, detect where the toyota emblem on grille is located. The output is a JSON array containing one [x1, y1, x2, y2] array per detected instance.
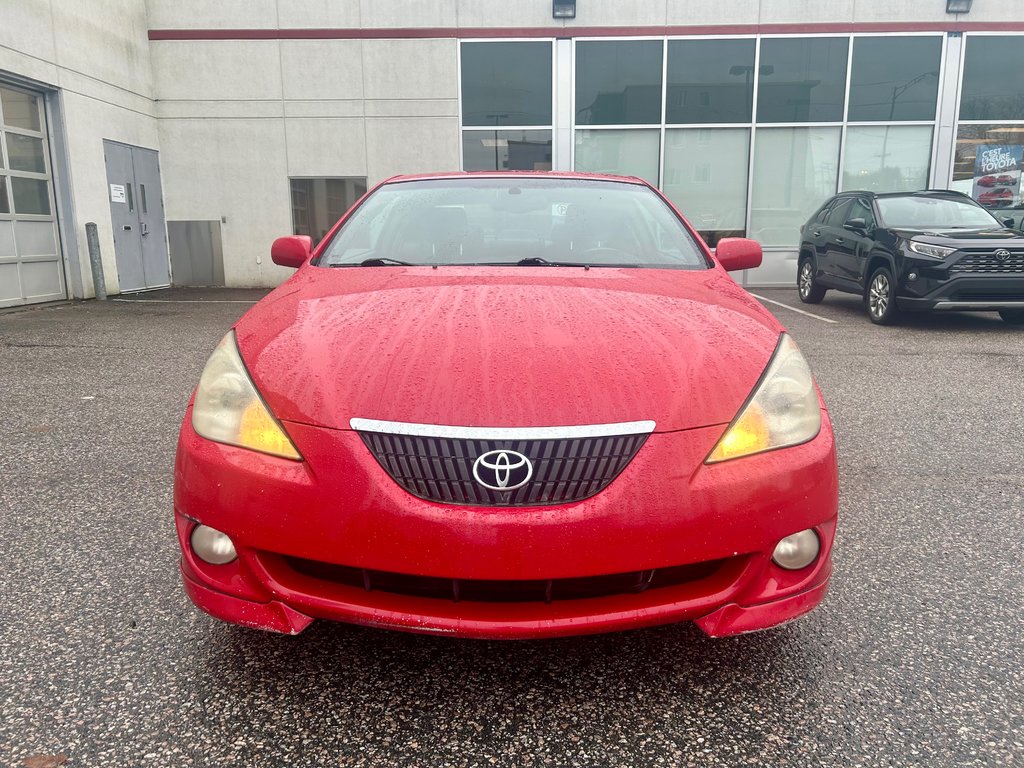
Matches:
[[995, 249, 1011, 261], [472, 450, 533, 491]]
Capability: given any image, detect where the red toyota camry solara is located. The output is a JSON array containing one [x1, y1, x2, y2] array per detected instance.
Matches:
[[174, 172, 838, 639]]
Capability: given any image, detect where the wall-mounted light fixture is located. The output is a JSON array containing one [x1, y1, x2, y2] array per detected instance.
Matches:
[[946, 0, 973, 12], [553, 0, 576, 19]]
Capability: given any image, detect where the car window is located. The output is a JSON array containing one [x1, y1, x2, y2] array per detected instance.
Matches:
[[813, 201, 834, 224], [824, 199, 854, 226], [847, 199, 876, 230], [318, 178, 711, 269], [875, 195, 1001, 230]]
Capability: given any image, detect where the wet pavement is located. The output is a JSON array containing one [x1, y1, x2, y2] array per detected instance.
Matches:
[[1, 286, 1022, 766]]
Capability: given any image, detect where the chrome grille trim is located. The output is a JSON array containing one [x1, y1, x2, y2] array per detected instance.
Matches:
[[349, 418, 657, 439], [950, 250, 1024, 273]]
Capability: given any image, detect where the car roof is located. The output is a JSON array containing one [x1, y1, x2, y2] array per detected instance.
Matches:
[[838, 189, 974, 200], [379, 171, 651, 186]]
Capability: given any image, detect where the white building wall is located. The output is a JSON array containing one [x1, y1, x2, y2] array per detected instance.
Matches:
[[149, 31, 460, 287], [0, 0, 157, 299]]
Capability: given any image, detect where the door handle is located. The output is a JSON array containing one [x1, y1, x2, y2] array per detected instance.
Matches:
[[141, 222, 149, 236], [813, 230, 821, 237], [835, 237, 845, 244]]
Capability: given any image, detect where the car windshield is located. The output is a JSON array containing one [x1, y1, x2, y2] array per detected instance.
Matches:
[[317, 177, 709, 269], [875, 195, 1001, 230]]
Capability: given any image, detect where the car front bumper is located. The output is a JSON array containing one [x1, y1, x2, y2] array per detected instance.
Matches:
[[174, 410, 839, 639], [897, 274, 1024, 311]]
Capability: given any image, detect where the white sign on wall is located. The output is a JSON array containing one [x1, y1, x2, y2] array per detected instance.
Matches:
[[109, 184, 126, 204]]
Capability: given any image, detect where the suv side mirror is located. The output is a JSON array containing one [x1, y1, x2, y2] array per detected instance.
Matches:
[[271, 235, 312, 268], [844, 217, 869, 234], [1002, 216, 1016, 228], [715, 237, 762, 272]]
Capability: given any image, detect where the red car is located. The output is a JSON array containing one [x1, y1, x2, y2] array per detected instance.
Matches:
[[175, 173, 838, 639], [978, 187, 1015, 207]]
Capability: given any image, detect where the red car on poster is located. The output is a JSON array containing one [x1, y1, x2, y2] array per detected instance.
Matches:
[[174, 172, 838, 640], [978, 187, 1015, 207]]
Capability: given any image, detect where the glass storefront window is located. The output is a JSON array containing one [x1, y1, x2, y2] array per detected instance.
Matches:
[[847, 36, 941, 122], [666, 39, 755, 124], [463, 130, 553, 172], [0, 177, 9, 214], [461, 42, 552, 127], [11, 176, 50, 215], [0, 87, 41, 132], [573, 129, 659, 185], [757, 38, 849, 123], [841, 125, 933, 192], [576, 41, 663, 125], [750, 127, 840, 246], [960, 36, 1024, 121], [662, 128, 750, 245]]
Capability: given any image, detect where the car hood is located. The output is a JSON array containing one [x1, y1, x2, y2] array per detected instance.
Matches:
[[234, 266, 785, 433], [893, 227, 1024, 247]]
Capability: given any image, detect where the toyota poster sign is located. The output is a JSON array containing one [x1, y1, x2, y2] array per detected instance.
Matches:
[[972, 145, 1023, 209]]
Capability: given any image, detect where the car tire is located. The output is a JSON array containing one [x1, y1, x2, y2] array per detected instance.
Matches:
[[866, 266, 899, 325], [797, 257, 827, 304], [999, 309, 1024, 326]]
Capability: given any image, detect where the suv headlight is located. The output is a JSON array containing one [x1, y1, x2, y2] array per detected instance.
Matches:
[[908, 240, 957, 260], [706, 334, 821, 463], [191, 331, 302, 460]]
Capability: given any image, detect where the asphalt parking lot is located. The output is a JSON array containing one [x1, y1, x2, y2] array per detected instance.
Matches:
[[2, 286, 1022, 767]]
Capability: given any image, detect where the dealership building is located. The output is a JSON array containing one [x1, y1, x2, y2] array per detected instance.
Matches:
[[2, 0, 1023, 307]]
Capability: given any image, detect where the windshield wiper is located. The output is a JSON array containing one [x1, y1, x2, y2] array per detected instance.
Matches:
[[353, 257, 415, 267], [514, 257, 590, 268]]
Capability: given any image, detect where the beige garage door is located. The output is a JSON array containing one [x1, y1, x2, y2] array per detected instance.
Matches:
[[0, 84, 65, 308]]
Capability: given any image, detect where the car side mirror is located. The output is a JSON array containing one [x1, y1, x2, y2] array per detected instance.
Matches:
[[843, 217, 869, 234], [715, 237, 762, 272], [271, 235, 312, 268], [1002, 216, 1016, 228]]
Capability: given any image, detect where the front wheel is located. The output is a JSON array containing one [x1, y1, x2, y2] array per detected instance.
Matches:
[[999, 309, 1024, 326], [797, 258, 827, 304], [866, 267, 899, 325]]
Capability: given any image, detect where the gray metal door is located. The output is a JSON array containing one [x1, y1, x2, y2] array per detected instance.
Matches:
[[103, 140, 169, 292], [131, 147, 170, 288]]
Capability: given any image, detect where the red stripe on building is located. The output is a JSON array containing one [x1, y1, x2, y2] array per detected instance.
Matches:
[[148, 21, 1024, 41]]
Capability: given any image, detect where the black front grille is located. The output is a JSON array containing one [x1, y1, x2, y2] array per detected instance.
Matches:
[[358, 430, 649, 506], [950, 251, 1024, 273], [285, 556, 725, 604]]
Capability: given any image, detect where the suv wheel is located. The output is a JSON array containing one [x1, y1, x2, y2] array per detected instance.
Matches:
[[999, 309, 1024, 326], [797, 258, 827, 304], [866, 266, 899, 325]]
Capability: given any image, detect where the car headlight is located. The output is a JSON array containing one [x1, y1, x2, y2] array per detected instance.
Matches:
[[191, 331, 302, 460], [907, 240, 957, 260], [706, 334, 821, 463]]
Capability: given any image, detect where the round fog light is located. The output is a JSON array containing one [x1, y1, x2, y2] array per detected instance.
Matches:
[[772, 529, 820, 570], [191, 524, 237, 565]]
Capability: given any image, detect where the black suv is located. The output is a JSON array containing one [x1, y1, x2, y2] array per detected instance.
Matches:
[[797, 190, 1024, 325]]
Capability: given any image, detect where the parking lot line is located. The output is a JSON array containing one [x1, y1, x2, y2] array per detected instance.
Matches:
[[749, 294, 838, 324], [112, 298, 256, 304]]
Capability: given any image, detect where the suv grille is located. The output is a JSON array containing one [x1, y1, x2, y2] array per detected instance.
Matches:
[[950, 250, 1024, 273], [354, 419, 653, 506]]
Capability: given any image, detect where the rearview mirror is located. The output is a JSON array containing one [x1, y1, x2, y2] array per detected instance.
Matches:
[[271, 235, 312, 268], [715, 237, 762, 272], [844, 217, 868, 233]]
